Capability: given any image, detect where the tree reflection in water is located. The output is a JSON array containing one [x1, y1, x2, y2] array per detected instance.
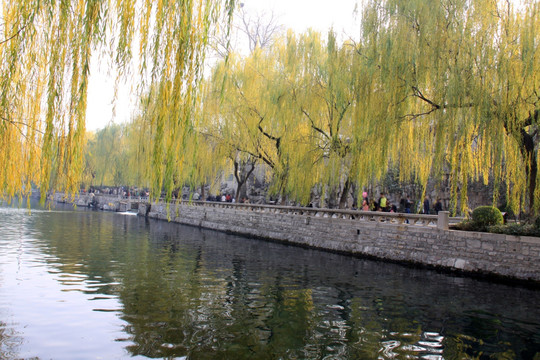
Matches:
[[1, 203, 539, 359]]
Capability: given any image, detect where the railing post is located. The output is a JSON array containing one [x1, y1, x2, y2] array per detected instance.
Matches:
[[437, 211, 449, 230]]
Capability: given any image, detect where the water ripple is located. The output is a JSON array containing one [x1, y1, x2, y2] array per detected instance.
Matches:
[[1, 202, 539, 359]]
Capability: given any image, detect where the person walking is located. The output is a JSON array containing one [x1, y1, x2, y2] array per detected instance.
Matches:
[[423, 196, 430, 214], [434, 198, 443, 214], [362, 199, 369, 211], [378, 193, 387, 212], [405, 195, 412, 213]]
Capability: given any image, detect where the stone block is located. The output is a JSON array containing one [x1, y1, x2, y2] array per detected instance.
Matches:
[[505, 234, 521, 243], [519, 236, 540, 245], [507, 242, 522, 253], [454, 258, 469, 270], [481, 242, 494, 251], [466, 239, 481, 249], [435, 211, 449, 230]]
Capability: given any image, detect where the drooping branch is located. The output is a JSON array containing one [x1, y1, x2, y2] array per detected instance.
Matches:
[[1, 115, 45, 136], [301, 107, 330, 140], [0, 23, 28, 46], [335, 101, 351, 132], [410, 86, 475, 114]]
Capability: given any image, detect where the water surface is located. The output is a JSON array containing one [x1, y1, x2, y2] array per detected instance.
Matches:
[[0, 202, 539, 359]]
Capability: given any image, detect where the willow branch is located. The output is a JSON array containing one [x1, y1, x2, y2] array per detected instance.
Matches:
[[410, 86, 475, 116], [1, 116, 44, 135], [412, 86, 440, 109], [336, 101, 351, 131], [301, 107, 330, 140], [0, 23, 27, 46], [257, 117, 280, 143]]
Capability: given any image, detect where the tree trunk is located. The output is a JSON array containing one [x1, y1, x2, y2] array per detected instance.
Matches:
[[235, 182, 243, 201], [233, 161, 242, 201], [234, 160, 256, 202], [338, 176, 352, 209], [529, 158, 537, 214], [521, 129, 537, 214]]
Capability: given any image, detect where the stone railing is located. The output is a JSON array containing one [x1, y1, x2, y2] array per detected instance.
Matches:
[[60, 193, 462, 230], [164, 200, 461, 230]]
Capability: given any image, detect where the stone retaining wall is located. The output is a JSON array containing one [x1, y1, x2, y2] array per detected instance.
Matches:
[[141, 202, 540, 282], [51, 193, 540, 282], [52, 193, 139, 212]]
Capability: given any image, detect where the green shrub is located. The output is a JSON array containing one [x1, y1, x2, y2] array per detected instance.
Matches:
[[472, 206, 504, 228], [489, 223, 540, 237], [452, 207, 540, 237], [451, 220, 478, 231]]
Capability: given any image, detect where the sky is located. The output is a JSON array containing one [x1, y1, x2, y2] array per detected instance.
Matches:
[[85, 0, 361, 131], [245, 0, 360, 37]]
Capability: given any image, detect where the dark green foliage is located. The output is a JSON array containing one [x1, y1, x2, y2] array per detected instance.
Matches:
[[472, 206, 504, 228], [534, 216, 540, 229], [451, 206, 505, 233], [498, 202, 514, 218], [450, 220, 478, 232], [488, 223, 540, 238], [452, 211, 540, 237], [452, 221, 540, 237]]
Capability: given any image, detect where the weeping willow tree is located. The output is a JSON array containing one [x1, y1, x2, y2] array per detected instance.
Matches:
[[291, 30, 359, 207], [0, 0, 235, 202], [351, 0, 539, 214], [202, 0, 539, 214], [202, 46, 303, 202], [71, 0, 537, 216], [202, 31, 361, 206], [83, 124, 141, 187], [197, 0, 539, 215]]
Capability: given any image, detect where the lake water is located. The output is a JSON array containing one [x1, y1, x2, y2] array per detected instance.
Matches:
[[0, 201, 539, 359]]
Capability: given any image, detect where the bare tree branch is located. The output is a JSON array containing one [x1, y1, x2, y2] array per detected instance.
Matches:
[[238, 7, 283, 53]]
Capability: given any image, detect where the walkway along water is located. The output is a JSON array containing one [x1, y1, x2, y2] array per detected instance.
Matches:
[[54, 193, 540, 283]]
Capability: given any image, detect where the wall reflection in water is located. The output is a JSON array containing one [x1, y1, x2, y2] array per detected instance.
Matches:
[[0, 203, 539, 359]]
